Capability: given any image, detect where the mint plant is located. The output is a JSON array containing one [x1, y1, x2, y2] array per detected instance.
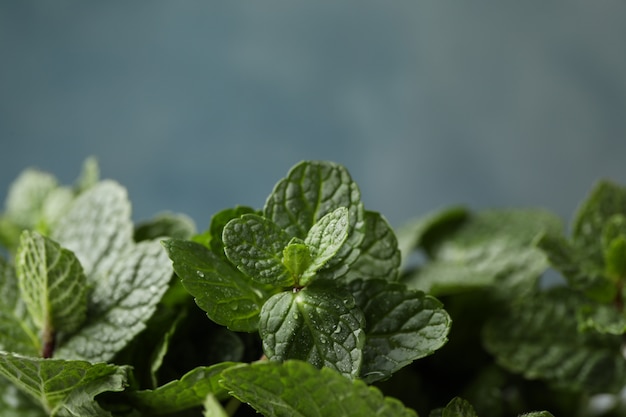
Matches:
[[2, 157, 615, 416]]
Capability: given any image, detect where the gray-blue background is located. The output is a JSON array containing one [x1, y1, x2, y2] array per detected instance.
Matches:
[[2, 3, 626, 230]]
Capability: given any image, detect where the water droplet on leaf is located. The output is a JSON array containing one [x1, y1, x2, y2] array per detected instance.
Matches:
[[197, 271, 205, 278]]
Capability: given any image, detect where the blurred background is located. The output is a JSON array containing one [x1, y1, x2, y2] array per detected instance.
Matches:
[[1, 2, 626, 230]]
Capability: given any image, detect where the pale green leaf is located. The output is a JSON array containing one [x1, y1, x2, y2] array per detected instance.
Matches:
[[406, 209, 561, 297], [0, 352, 128, 416], [282, 239, 312, 284], [73, 156, 99, 193], [223, 214, 293, 286], [577, 303, 626, 335], [264, 161, 365, 279], [164, 239, 277, 332], [259, 282, 365, 378], [302, 206, 350, 284], [220, 360, 418, 417], [55, 240, 172, 362], [343, 211, 401, 282], [128, 362, 238, 415], [16, 231, 87, 346], [51, 180, 133, 280], [3, 169, 58, 230], [203, 394, 229, 417], [349, 279, 451, 383], [483, 287, 626, 393], [0, 257, 38, 356]]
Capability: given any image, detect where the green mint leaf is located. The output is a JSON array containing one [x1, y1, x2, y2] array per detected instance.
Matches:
[[519, 412, 555, 417], [16, 231, 87, 352], [349, 279, 451, 383], [259, 281, 365, 378], [343, 211, 401, 282], [577, 303, 626, 335], [439, 397, 478, 417], [301, 206, 350, 285], [602, 215, 626, 280], [203, 394, 228, 417], [128, 362, 238, 415], [395, 206, 468, 270], [223, 214, 293, 286], [483, 287, 626, 393], [572, 180, 626, 268], [0, 352, 128, 416], [164, 239, 277, 332], [220, 360, 418, 417], [537, 233, 614, 302], [264, 161, 366, 279], [55, 240, 172, 362], [282, 239, 312, 283], [406, 209, 561, 297], [3, 169, 58, 231], [0, 257, 38, 356], [0, 380, 45, 417], [51, 180, 133, 280], [192, 206, 257, 256], [73, 156, 99, 193], [134, 212, 196, 242]]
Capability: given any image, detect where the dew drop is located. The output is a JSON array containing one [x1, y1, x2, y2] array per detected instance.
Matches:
[[197, 271, 205, 278], [333, 324, 342, 334]]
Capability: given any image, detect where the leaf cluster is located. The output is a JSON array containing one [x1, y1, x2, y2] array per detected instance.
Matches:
[[1, 158, 615, 416]]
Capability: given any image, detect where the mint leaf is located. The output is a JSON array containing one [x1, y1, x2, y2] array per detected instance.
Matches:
[[519, 413, 555, 417], [73, 156, 99, 193], [3, 169, 58, 231], [483, 287, 626, 393], [264, 161, 365, 279], [134, 212, 196, 242], [395, 206, 467, 269], [0, 352, 128, 416], [441, 397, 478, 417], [223, 214, 293, 286], [406, 209, 561, 297], [0, 257, 38, 356], [128, 362, 238, 414], [259, 282, 365, 378], [55, 240, 172, 362], [537, 233, 613, 302], [572, 180, 626, 268], [193, 206, 257, 256], [301, 206, 350, 285], [343, 211, 401, 282], [221, 360, 417, 417], [15, 231, 87, 356], [51, 180, 133, 280], [349, 279, 451, 383], [164, 239, 277, 332], [203, 394, 228, 417], [577, 303, 626, 335]]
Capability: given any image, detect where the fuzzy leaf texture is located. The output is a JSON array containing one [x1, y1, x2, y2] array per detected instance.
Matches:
[[264, 161, 366, 279], [483, 287, 626, 393], [349, 279, 451, 383], [259, 281, 365, 378], [128, 362, 238, 415], [47, 181, 172, 362], [0, 352, 128, 417], [0, 257, 38, 356], [220, 360, 418, 417], [223, 214, 293, 286], [164, 239, 277, 332], [15, 231, 87, 349]]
